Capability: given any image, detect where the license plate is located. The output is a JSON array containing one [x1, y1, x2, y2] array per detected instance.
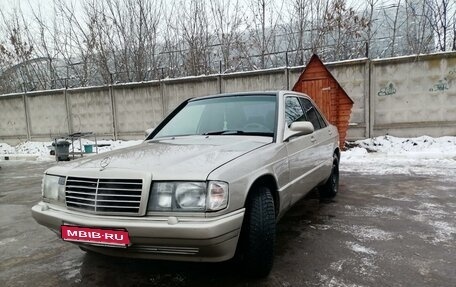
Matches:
[[61, 225, 130, 247]]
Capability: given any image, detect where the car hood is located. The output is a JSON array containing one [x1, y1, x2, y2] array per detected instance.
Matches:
[[48, 136, 272, 180]]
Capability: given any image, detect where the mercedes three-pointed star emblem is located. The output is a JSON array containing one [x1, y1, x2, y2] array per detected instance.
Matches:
[[100, 156, 111, 170]]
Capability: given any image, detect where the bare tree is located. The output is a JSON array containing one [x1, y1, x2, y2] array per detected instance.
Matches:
[[425, 0, 455, 51], [84, 0, 163, 83], [246, 0, 284, 69], [175, 0, 213, 75], [284, 0, 311, 65], [377, 1, 406, 57], [308, 0, 330, 54], [402, 0, 432, 54], [160, 2, 183, 78], [389, 1, 403, 57], [363, 0, 380, 57], [453, 8, 456, 50], [51, 0, 98, 87], [323, 0, 370, 61], [209, 0, 247, 72], [0, 9, 37, 91]]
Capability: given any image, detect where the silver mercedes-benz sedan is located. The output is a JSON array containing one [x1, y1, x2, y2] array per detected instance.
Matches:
[[32, 91, 340, 277]]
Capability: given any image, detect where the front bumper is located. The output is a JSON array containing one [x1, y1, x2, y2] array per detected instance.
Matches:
[[31, 202, 244, 262]]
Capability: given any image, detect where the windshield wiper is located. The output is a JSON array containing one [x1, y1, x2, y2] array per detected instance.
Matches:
[[203, 130, 273, 137], [203, 130, 245, 135]]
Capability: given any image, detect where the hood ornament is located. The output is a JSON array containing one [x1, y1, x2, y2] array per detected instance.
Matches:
[[100, 156, 111, 171]]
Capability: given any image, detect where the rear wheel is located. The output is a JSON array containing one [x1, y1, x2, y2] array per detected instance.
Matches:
[[239, 186, 276, 277], [320, 154, 339, 198]]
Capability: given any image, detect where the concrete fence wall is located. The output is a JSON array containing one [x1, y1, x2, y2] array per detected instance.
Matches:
[[1, 52, 456, 145]]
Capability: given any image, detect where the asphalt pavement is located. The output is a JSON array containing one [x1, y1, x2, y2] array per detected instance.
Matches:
[[0, 160, 455, 287]]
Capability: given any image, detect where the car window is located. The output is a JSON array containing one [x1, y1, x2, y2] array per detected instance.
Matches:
[[315, 109, 327, 128], [299, 98, 326, 130], [285, 97, 306, 126], [155, 104, 205, 137], [153, 95, 277, 138]]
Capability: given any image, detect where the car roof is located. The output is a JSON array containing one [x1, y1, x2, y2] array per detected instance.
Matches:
[[189, 90, 309, 101]]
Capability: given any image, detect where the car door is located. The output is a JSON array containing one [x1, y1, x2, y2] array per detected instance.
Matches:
[[283, 96, 319, 205]]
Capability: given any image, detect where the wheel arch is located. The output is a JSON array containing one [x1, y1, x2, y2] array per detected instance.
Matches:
[[245, 174, 280, 218]]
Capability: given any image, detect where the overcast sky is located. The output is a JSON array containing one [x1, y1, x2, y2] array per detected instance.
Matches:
[[1, 0, 391, 20]]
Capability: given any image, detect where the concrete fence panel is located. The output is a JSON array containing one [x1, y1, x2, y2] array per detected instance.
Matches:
[[373, 54, 456, 137], [288, 68, 304, 89], [162, 77, 219, 114], [114, 83, 163, 138], [67, 88, 114, 137], [222, 70, 287, 93], [0, 94, 28, 143], [328, 60, 368, 140], [26, 91, 68, 140]]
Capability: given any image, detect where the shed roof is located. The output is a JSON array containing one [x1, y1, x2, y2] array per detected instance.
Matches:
[[292, 54, 354, 104]]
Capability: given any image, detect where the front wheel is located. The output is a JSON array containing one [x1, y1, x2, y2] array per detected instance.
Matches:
[[320, 154, 339, 198], [239, 186, 276, 277]]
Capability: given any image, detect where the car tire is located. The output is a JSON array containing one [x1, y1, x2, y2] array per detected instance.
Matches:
[[320, 154, 339, 198], [239, 186, 276, 277]]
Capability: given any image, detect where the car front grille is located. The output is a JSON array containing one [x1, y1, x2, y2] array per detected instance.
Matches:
[[65, 176, 143, 214]]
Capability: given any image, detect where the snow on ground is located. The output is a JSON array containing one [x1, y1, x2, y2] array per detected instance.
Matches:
[[341, 135, 456, 177], [1, 135, 456, 178]]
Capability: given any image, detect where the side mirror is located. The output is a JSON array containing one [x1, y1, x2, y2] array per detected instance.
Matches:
[[283, 121, 314, 141]]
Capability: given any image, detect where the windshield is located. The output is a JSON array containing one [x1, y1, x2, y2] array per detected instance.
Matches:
[[153, 95, 277, 138]]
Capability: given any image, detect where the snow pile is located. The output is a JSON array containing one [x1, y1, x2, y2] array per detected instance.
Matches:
[[15, 141, 52, 156], [0, 143, 15, 154], [0, 139, 143, 161], [66, 139, 143, 154], [1, 141, 52, 160], [342, 135, 456, 177], [349, 135, 456, 159]]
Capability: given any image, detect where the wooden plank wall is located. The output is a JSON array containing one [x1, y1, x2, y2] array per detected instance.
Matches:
[[293, 58, 353, 149]]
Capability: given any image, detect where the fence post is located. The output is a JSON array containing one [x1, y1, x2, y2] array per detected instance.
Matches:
[[285, 52, 290, 90], [368, 60, 375, 138], [365, 40, 374, 138], [218, 61, 223, 93], [159, 78, 167, 118], [363, 58, 376, 138], [23, 93, 32, 141], [109, 74, 118, 140], [64, 88, 73, 135]]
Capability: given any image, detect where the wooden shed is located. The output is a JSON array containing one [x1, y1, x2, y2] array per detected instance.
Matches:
[[292, 54, 353, 149]]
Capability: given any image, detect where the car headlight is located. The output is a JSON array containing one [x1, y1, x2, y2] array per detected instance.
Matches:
[[42, 174, 66, 202], [148, 181, 228, 212], [175, 182, 206, 209]]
